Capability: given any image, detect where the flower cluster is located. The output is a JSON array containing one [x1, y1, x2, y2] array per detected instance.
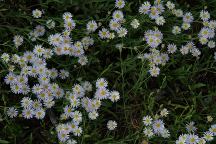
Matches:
[[3, 8, 120, 143], [55, 78, 120, 142], [142, 108, 170, 139], [175, 122, 216, 144], [86, 0, 127, 40], [143, 48, 169, 77], [137, 0, 216, 77], [144, 29, 163, 48], [139, 1, 166, 26]]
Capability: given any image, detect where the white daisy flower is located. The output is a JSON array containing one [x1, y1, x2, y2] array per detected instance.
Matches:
[[107, 120, 117, 130], [34, 108, 45, 119], [143, 115, 153, 126], [7, 107, 18, 118], [22, 108, 34, 119], [155, 16, 165, 26], [88, 111, 99, 120], [32, 9, 42, 18], [130, 19, 140, 29], [87, 20, 98, 32], [115, 0, 125, 9], [13, 35, 24, 48], [112, 10, 124, 22], [109, 91, 120, 102]]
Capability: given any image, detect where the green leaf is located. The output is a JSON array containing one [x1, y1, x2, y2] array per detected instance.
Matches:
[[0, 140, 10, 144], [190, 83, 206, 90]]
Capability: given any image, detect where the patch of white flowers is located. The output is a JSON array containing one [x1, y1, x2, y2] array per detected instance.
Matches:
[[2, 0, 216, 143], [142, 108, 170, 139], [175, 122, 216, 144], [137, 0, 216, 77], [3, 4, 121, 142]]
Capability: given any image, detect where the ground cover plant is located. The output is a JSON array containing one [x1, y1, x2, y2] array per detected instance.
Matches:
[[0, 0, 216, 144]]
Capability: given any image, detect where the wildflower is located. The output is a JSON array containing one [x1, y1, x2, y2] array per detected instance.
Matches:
[[152, 119, 165, 134], [143, 127, 154, 138], [199, 37, 208, 45], [198, 138, 206, 144], [191, 48, 201, 58], [145, 29, 163, 48], [186, 121, 197, 133], [1, 53, 10, 63], [172, 26, 181, 35], [155, 16, 165, 26], [183, 12, 194, 23], [149, 6, 159, 19], [112, 10, 124, 22], [199, 27, 214, 39], [78, 56, 88, 66], [207, 41, 215, 48], [209, 124, 216, 135], [73, 111, 82, 123], [200, 10, 210, 21], [107, 120, 117, 130], [21, 97, 33, 109], [81, 36, 94, 48], [59, 69, 69, 79], [161, 129, 170, 138], [13, 35, 23, 48], [115, 0, 125, 9], [109, 91, 120, 102], [99, 28, 110, 39], [95, 87, 110, 100], [58, 132, 69, 142], [182, 22, 191, 30], [207, 116, 213, 122], [96, 78, 108, 88], [11, 84, 22, 94], [109, 19, 121, 31], [82, 81, 92, 92], [73, 127, 82, 136], [4, 72, 16, 85], [32, 9, 42, 18], [186, 134, 199, 144], [35, 108, 45, 119], [88, 111, 99, 120], [32, 100, 42, 110], [72, 84, 85, 97], [167, 44, 177, 54], [143, 115, 153, 126], [130, 19, 140, 29], [166, 1, 175, 10], [208, 20, 216, 30], [7, 107, 18, 118], [139, 2, 151, 14], [203, 131, 213, 141], [34, 25, 45, 36], [64, 19, 76, 30], [117, 27, 128, 37], [173, 9, 183, 17], [48, 33, 63, 46], [63, 12, 73, 21], [160, 108, 169, 117], [87, 20, 98, 32], [22, 108, 34, 119], [44, 98, 55, 108], [46, 19, 55, 29], [33, 45, 45, 56], [149, 66, 160, 77]]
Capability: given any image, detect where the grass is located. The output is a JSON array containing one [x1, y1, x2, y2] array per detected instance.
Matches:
[[1, 0, 216, 143]]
